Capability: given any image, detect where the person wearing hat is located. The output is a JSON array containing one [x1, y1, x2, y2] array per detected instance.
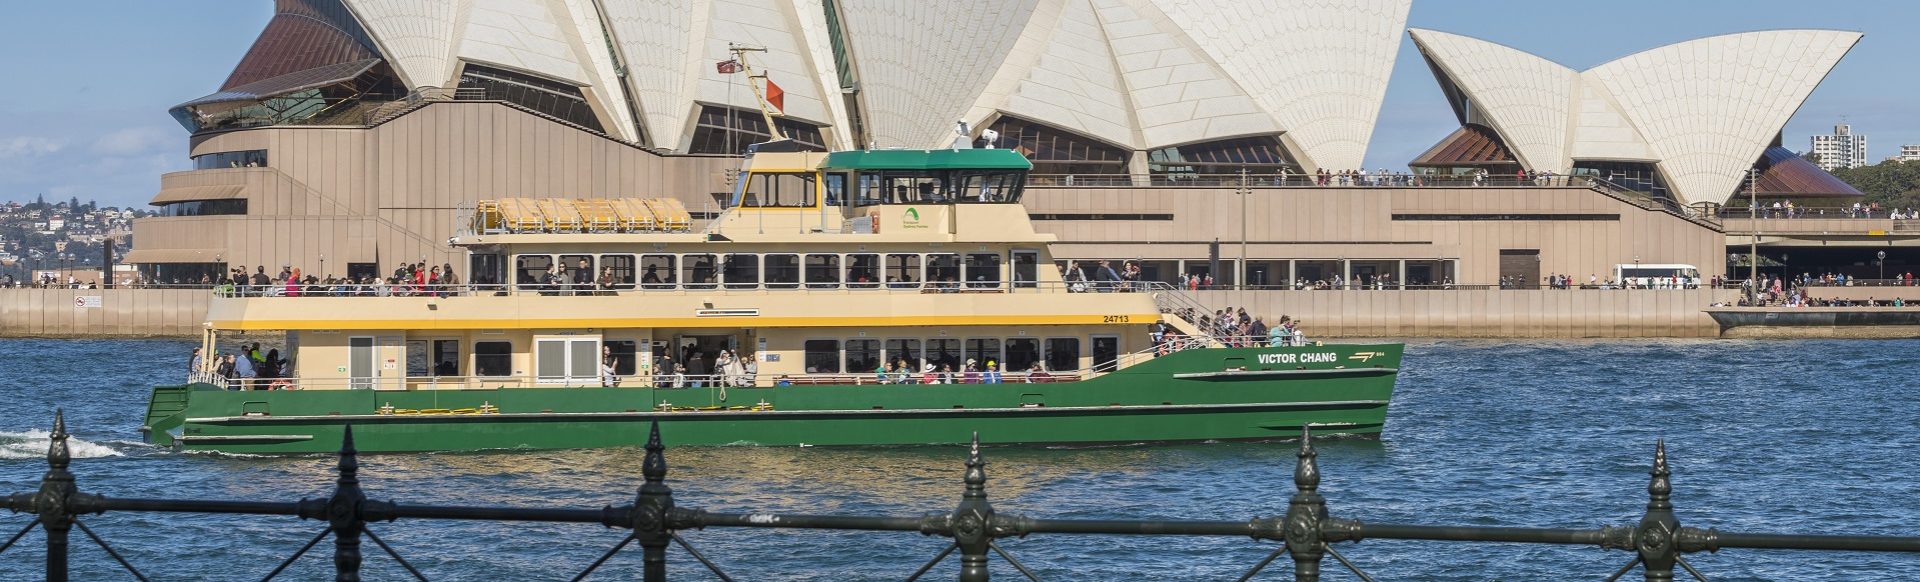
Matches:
[[983, 360, 1002, 384], [921, 363, 937, 385], [962, 359, 980, 384]]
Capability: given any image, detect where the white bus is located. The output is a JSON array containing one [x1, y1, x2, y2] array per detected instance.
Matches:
[[1614, 264, 1700, 289]]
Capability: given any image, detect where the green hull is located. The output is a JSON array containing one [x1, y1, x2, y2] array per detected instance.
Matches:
[[143, 344, 1401, 454]]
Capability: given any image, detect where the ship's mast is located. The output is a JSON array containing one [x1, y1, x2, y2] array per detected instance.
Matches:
[[729, 43, 785, 141]]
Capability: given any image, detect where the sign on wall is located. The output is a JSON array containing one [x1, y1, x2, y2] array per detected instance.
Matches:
[[74, 296, 102, 309]]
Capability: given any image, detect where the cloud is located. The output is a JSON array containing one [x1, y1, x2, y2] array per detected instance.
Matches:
[[89, 126, 177, 157], [0, 136, 67, 159]]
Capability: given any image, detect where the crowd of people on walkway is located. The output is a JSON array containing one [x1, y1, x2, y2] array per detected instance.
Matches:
[[208, 262, 464, 297], [1737, 201, 1920, 220]]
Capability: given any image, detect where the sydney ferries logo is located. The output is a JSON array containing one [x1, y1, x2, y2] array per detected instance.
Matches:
[[902, 207, 928, 229]]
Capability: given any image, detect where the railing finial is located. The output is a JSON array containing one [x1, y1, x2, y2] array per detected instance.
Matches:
[[643, 420, 667, 484], [1295, 426, 1319, 493], [48, 409, 70, 471], [964, 432, 986, 495], [1648, 439, 1671, 510]]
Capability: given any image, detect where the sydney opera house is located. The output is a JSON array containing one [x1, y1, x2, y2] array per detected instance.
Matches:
[[127, 0, 1866, 294]]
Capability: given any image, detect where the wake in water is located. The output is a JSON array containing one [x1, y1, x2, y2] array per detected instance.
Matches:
[[0, 430, 131, 460]]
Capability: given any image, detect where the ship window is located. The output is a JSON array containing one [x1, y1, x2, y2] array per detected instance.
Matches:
[[927, 254, 960, 287], [886, 339, 922, 372], [825, 173, 848, 206], [1012, 251, 1039, 289], [765, 254, 800, 289], [559, 255, 593, 287], [1044, 338, 1079, 373], [805, 254, 841, 289], [1005, 338, 1040, 373], [846, 339, 881, 375], [804, 339, 841, 374], [515, 255, 553, 292], [880, 175, 947, 204], [536, 338, 599, 383], [432, 340, 460, 377], [475, 341, 512, 377], [927, 339, 962, 372], [723, 254, 759, 289], [640, 255, 676, 289], [951, 172, 1024, 203], [741, 172, 817, 208], [965, 338, 1002, 371], [886, 254, 921, 289], [965, 253, 1002, 289], [683, 254, 718, 290], [855, 173, 885, 206], [598, 254, 636, 289], [605, 340, 638, 375], [846, 254, 881, 289]]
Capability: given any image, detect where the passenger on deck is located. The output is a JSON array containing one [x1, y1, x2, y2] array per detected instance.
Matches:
[[571, 259, 593, 295], [894, 359, 914, 384], [1027, 363, 1050, 383], [962, 359, 980, 384], [597, 266, 618, 295], [687, 352, 707, 387], [983, 361, 1002, 384], [876, 362, 893, 385], [601, 345, 619, 387]]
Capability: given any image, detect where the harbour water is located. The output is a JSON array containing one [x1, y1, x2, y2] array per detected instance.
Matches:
[[1, 338, 1917, 580]]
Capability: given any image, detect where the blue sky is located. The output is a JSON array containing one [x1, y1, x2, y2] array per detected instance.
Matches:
[[0, 1, 1912, 208]]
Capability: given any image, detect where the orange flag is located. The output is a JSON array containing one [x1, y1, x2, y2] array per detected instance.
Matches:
[[765, 78, 785, 113]]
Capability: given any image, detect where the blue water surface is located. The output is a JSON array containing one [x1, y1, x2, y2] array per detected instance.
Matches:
[[0, 337, 1916, 581]]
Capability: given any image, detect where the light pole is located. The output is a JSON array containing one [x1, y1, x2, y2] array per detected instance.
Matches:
[[1238, 168, 1249, 301], [1877, 250, 1886, 282], [1748, 168, 1759, 286]]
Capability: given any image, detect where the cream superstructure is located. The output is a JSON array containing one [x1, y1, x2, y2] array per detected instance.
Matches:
[[200, 147, 1208, 391]]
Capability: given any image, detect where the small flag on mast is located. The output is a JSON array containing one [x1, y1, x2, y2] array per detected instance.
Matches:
[[765, 78, 785, 113], [715, 59, 740, 74]]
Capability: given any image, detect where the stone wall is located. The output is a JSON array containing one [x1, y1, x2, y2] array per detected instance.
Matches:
[[0, 289, 210, 338]]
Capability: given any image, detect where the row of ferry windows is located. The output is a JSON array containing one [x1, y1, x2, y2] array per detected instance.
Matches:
[[433, 338, 1079, 379], [738, 171, 1026, 208], [511, 252, 1042, 290], [802, 337, 1083, 375]]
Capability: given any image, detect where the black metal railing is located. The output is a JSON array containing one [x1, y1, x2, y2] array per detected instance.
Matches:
[[6, 410, 1920, 581]]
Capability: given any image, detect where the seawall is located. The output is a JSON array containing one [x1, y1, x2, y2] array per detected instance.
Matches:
[[0, 288, 1737, 339], [0, 289, 209, 338]]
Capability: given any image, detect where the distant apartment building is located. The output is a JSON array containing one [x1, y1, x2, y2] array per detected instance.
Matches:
[[1810, 124, 1868, 171], [1899, 144, 1920, 162]]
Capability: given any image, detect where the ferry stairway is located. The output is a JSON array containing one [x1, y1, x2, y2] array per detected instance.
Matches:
[[1146, 283, 1225, 347]]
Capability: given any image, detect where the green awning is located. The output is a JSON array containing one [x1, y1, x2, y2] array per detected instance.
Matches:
[[823, 149, 1032, 171]]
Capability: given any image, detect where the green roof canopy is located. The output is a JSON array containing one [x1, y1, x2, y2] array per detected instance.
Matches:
[[823, 149, 1032, 171]]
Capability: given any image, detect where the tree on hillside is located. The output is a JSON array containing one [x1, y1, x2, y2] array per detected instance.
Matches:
[[1831, 160, 1920, 209]]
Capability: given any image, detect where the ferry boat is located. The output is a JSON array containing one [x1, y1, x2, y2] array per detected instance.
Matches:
[[141, 143, 1402, 454]]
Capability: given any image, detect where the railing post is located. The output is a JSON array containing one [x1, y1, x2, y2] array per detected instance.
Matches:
[[635, 421, 675, 582], [952, 433, 993, 582], [1283, 429, 1328, 582], [1635, 441, 1678, 581], [326, 426, 368, 581], [32, 411, 98, 582]]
